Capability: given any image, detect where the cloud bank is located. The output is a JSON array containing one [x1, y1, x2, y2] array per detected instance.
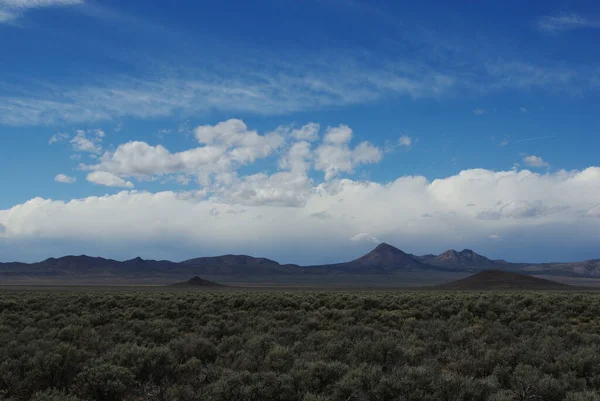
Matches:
[[2, 166, 600, 264]]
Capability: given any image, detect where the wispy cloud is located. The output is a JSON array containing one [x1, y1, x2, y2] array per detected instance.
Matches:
[[473, 108, 487, 115], [0, 0, 83, 23], [514, 136, 557, 143], [48, 132, 69, 144], [537, 13, 600, 33], [4, 56, 596, 127], [0, 59, 460, 126], [485, 61, 579, 92]]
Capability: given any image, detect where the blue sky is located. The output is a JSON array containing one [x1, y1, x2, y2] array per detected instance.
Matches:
[[1, 0, 600, 264]]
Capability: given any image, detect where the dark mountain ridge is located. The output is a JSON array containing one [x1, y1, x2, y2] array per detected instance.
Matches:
[[426, 249, 512, 271], [1, 243, 599, 280]]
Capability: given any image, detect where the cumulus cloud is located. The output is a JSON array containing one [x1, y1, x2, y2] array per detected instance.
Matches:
[[315, 125, 382, 180], [86, 171, 133, 188], [195, 119, 283, 156], [70, 129, 104, 154], [54, 174, 76, 184], [83, 119, 287, 193], [78, 120, 383, 197], [2, 167, 600, 263], [523, 155, 549, 168], [291, 123, 320, 142]]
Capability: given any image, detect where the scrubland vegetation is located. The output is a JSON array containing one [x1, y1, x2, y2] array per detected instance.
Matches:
[[1, 290, 600, 400]]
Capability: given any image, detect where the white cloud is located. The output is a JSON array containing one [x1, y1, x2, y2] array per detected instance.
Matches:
[[86, 171, 133, 188], [315, 125, 382, 180], [54, 174, 76, 184], [398, 135, 412, 147], [352, 142, 383, 164], [489, 234, 502, 240], [291, 123, 320, 142], [279, 141, 312, 173], [523, 155, 549, 168], [83, 120, 286, 193], [195, 119, 284, 164], [49, 132, 69, 144], [473, 108, 487, 115], [3, 167, 600, 262], [537, 13, 600, 33], [323, 124, 353, 145], [520, 107, 528, 113], [218, 171, 312, 207], [70, 129, 104, 154], [84, 120, 381, 192]]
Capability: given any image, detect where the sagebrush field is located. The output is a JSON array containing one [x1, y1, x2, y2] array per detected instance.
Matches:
[[1, 290, 600, 401]]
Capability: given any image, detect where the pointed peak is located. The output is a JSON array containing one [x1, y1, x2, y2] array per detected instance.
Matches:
[[373, 243, 402, 252], [461, 249, 475, 254], [440, 249, 459, 256]]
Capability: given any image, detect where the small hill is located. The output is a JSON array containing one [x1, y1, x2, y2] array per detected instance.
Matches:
[[427, 249, 508, 271], [170, 276, 226, 287], [436, 270, 570, 290]]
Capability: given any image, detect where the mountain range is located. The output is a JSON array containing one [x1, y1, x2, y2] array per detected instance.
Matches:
[[1, 243, 599, 282]]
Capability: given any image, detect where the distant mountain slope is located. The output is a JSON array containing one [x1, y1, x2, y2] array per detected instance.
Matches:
[[520, 260, 600, 277], [426, 249, 512, 271], [435, 270, 570, 290], [170, 276, 226, 287]]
